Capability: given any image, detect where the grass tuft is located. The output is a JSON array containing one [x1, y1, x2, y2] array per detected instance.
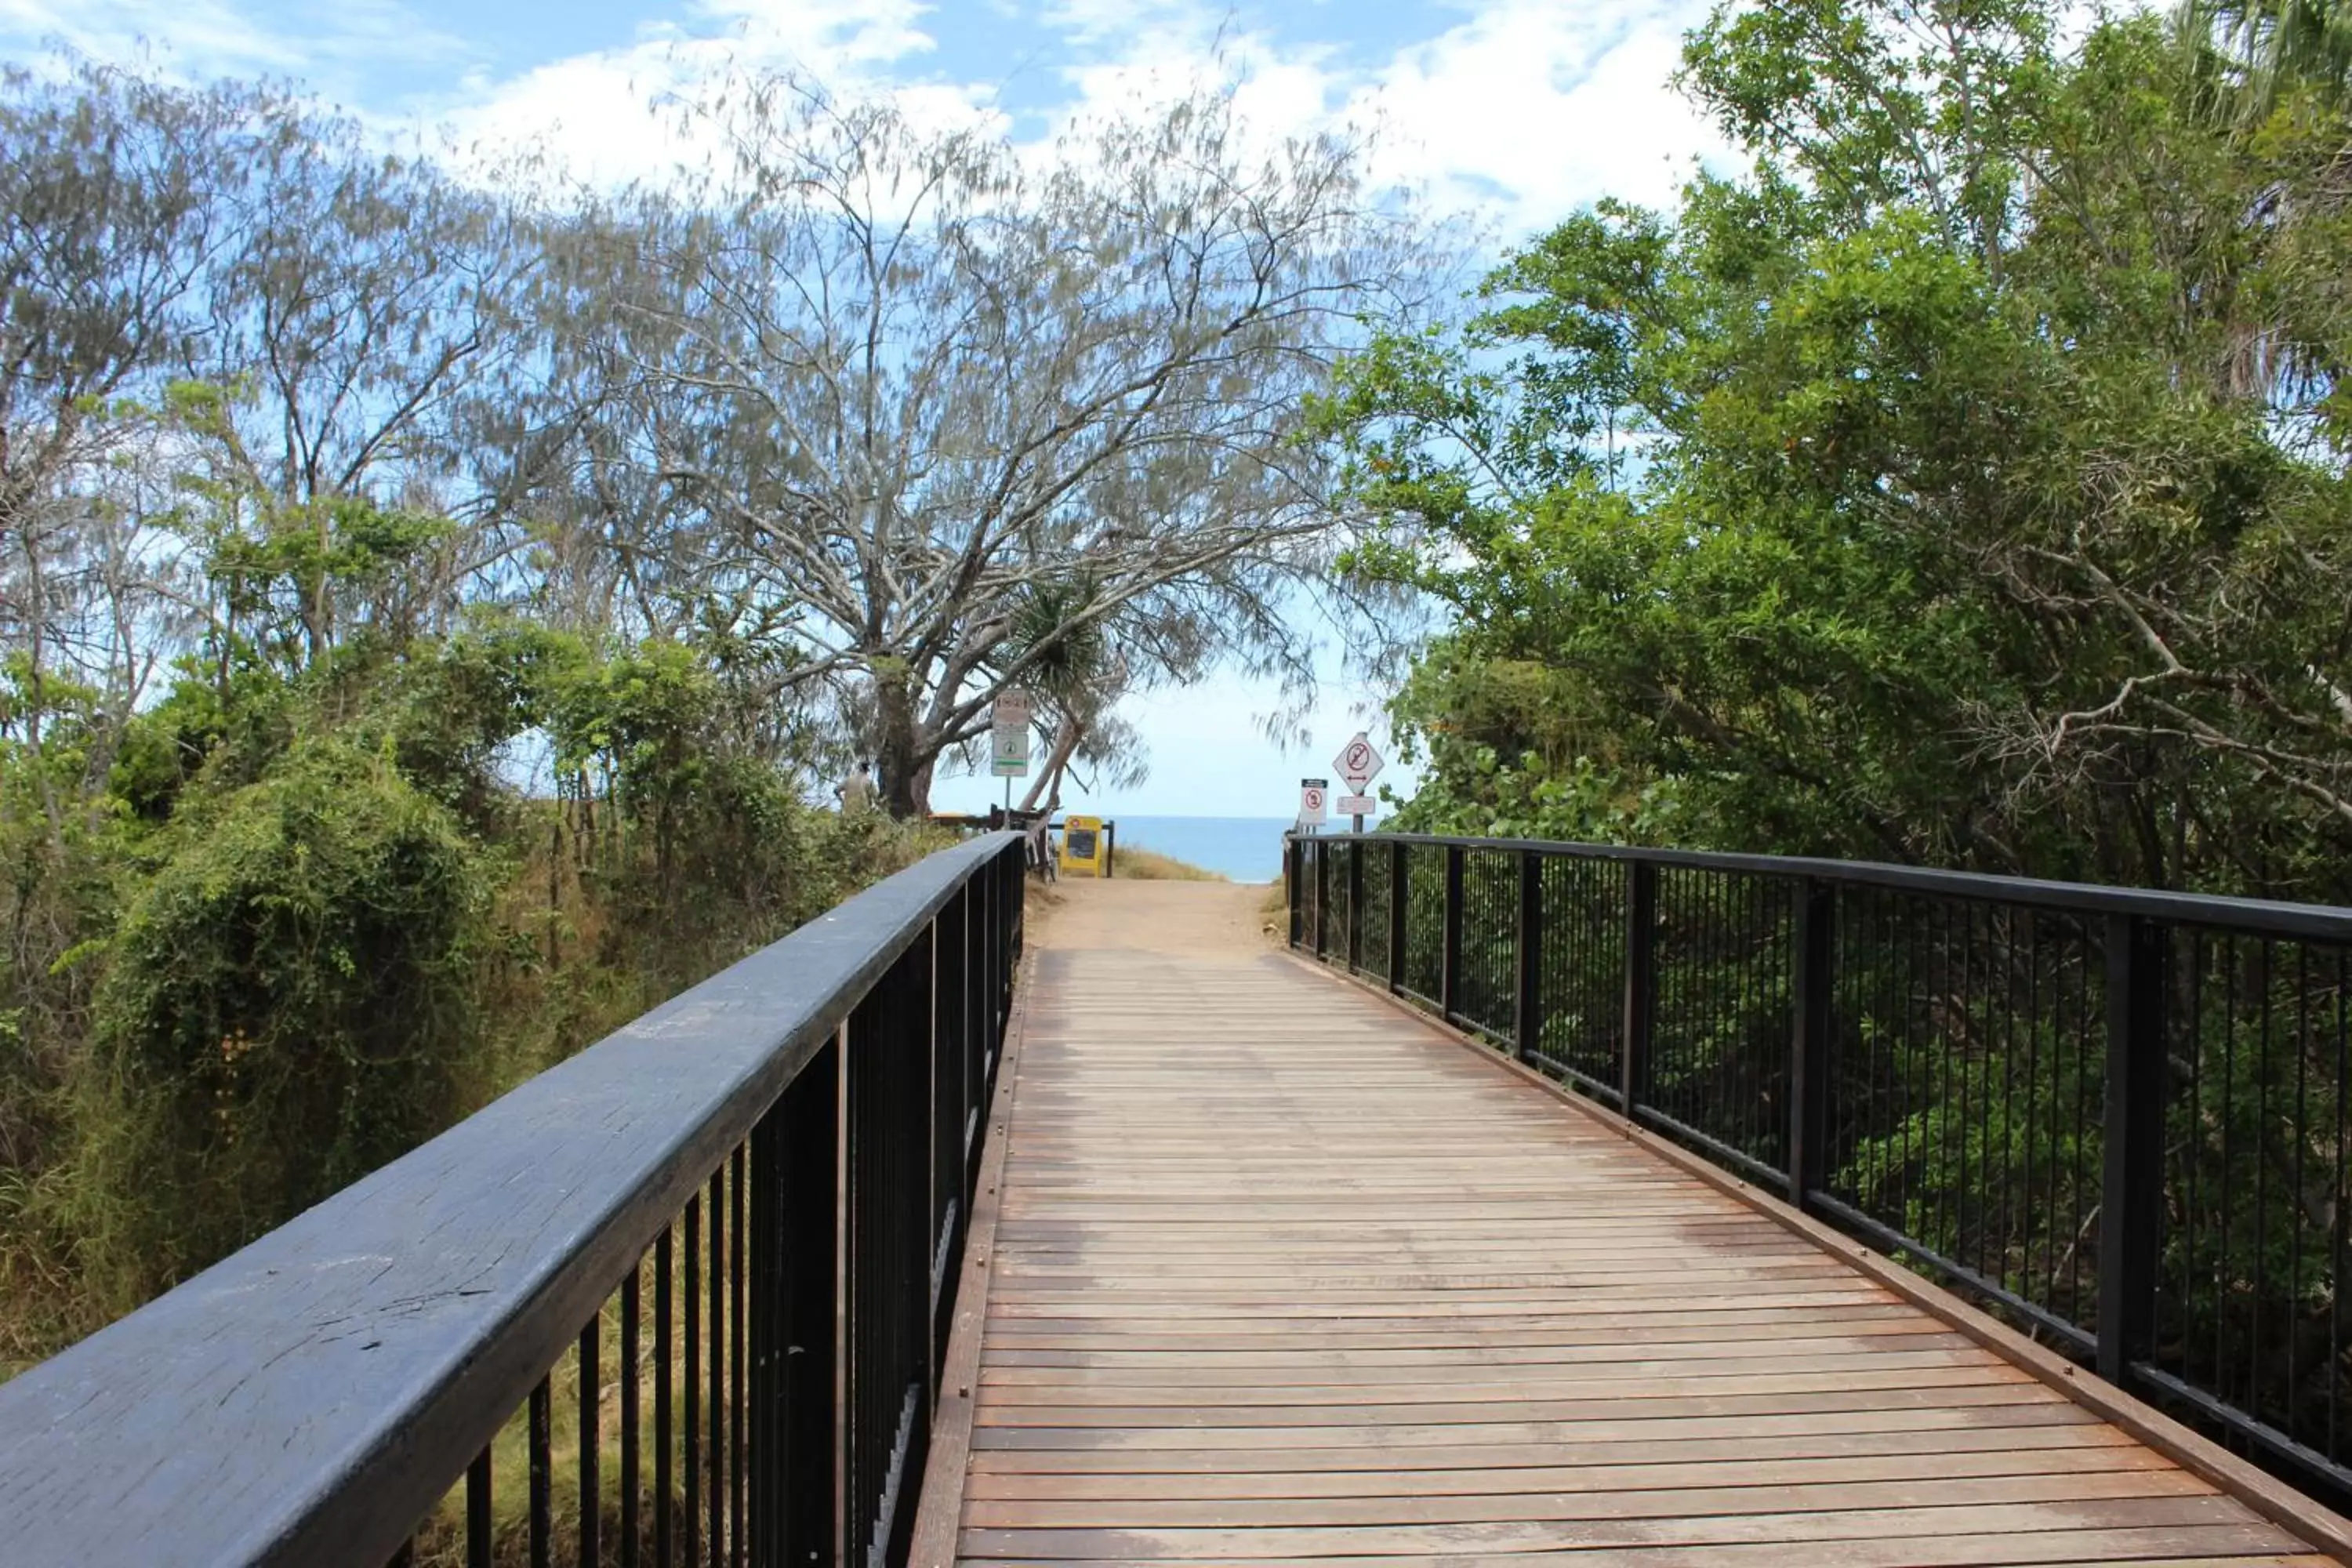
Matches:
[[1105, 846, 1221, 881]]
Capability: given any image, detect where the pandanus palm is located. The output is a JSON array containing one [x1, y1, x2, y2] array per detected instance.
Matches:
[[2180, 0, 2352, 118], [1005, 581, 1122, 815]]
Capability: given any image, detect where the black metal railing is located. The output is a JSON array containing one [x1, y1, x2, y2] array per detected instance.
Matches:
[[1287, 829, 2352, 1511], [0, 833, 1028, 1568]]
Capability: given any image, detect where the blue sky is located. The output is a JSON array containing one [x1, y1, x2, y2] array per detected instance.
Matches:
[[0, 0, 1730, 818]]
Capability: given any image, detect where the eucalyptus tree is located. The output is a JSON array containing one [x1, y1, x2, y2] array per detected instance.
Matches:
[[0, 64, 245, 808], [561, 76, 1433, 814], [167, 103, 535, 673]]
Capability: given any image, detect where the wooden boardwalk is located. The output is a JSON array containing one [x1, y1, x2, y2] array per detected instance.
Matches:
[[922, 884, 2343, 1566]]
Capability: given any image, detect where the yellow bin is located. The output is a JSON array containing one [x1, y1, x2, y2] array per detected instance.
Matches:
[[1059, 815, 1108, 877]]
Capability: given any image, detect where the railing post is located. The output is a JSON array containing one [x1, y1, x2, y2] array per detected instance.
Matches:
[[1441, 844, 1466, 1022], [1788, 877, 1835, 1207], [1347, 839, 1365, 974], [2100, 913, 2166, 1387], [975, 880, 991, 1174], [1388, 840, 1408, 995], [1284, 837, 1301, 949], [775, 1032, 838, 1568], [1000, 845, 1019, 1054], [1621, 861, 1656, 1112], [929, 900, 965, 1379], [1515, 850, 1543, 1065], [1313, 840, 1330, 961]]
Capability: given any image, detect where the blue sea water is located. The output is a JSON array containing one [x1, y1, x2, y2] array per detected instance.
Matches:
[[1109, 815, 1297, 883]]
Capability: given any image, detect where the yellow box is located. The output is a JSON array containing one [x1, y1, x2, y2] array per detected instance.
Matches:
[[1059, 815, 1107, 877]]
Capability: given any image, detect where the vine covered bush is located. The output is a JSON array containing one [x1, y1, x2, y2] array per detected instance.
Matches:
[[74, 739, 494, 1302]]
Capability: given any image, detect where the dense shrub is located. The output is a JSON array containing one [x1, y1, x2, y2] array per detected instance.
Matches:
[[72, 739, 493, 1304]]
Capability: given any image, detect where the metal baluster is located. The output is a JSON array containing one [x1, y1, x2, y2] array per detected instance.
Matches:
[[710, 1157, 727, 1564], [622, 1265, 640, 1568], [685, 1194, 701, 1566], [1789, 877, 1834, 1211], [731, 1142, 746, 1567], [1621, 862, 1656, 1115], [580, 1312, 600, 1567], [2100, 913, 2165, 1386], [466, 1448, 492, 1568], [657, 1226, 673, 1568], [529, 1376, 553, 1568]]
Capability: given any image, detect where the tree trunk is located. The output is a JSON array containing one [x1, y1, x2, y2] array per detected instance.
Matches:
[[1020, 718, 1086, 813], [875, 677, 933, 818]]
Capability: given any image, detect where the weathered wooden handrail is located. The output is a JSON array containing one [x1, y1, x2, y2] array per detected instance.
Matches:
[[0, 831, 1028, 1568]]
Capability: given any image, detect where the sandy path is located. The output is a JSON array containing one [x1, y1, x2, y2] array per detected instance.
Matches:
[[1024, 876, 1278, 957]]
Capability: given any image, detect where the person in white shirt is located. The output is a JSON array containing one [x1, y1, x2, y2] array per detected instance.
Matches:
[[837, 760, 877, 813]]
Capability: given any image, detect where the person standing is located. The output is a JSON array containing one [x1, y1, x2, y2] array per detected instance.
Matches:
[[837, 759, 877, 814]]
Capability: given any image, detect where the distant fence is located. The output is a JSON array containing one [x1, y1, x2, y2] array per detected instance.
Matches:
[[0, 833, 1029, 1568], [1289, 830, 2352, 1509]]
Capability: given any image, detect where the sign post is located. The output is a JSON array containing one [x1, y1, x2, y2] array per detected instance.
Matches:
[[1331, 731, 1385, 832], [1298, 778, 1329, 830], [991, 689, 1033, 811]]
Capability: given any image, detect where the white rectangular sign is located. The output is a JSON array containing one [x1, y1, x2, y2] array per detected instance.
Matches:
[[1333, 732, 1385, 791], [991, 688, 1033, 778], [992, 733, 1030, 778], [1298, 778, 1329, 826], [1337, 794, 1377, 817]]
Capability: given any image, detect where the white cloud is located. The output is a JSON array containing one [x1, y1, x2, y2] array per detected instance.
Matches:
[[999, 0, 1730, 241], [1352, 0, 1728, 230], [0, 0, 476, 90], [437, 0, 997, 188], [425, 0, 1730, 230]]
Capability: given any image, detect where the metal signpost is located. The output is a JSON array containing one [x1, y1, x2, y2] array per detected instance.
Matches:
[[991, 688, 1032, 809], [1332, 731, 1385, 831], [1298, 778, 1329, 829]]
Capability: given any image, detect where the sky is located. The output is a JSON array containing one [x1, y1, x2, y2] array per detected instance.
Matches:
[[0, 0, 1733, 818]]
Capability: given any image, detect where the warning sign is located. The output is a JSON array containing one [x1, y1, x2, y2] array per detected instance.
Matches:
[[1333, 732, 1385, 791], [1298, 778, 1329, 826]]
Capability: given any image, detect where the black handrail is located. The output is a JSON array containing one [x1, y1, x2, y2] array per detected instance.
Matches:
[[1288, 829, 2352, 1512], [0, 832, 1028, 1568]]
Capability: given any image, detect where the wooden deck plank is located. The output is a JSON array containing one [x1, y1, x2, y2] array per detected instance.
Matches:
[[928, 899, 2349, 1566]]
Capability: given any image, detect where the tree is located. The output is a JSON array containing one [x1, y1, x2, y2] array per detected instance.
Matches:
[[2180, 0, 2352, 116], [554, 77, 1433, 815], [1004, 580, 1149, 814], [0, 64, 245, 824], [1326, 0, 2352, 900], [169, 105, 532, 674]]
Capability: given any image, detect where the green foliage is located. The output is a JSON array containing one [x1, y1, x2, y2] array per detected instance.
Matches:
[[0, 614, 946, 1361], [71, 738, 493, 1305], [1331, 0, 2352, 900]]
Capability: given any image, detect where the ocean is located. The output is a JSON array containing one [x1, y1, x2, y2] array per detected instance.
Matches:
[[1109, 815, 1297, 883]]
